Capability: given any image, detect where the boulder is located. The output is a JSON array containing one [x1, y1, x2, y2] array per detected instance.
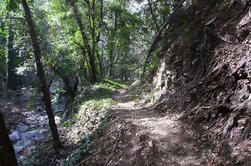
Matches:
[[13, 139, 32, 154], [21, 130, 39, 140], [21, 129, 49, 141], [54, 109, 64, 115], [9, 131, 20, 142], [39, 129, 49, 135], [14, 146, 24, 154], [15, 122, 29, 133], [17, 156, 25, 161]]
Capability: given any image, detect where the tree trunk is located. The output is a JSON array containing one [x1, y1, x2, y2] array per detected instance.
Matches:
[[90, 0, 103, 78], [74, 41, 92, 79], [96, 51, 103, 76], [109, 49, 114, 78], [108, 10, 118, 78], [0, 112, 18, 166], [50, 65, 78, 99], [97, 0, 104, 77], [21, 0, 61, 153], [7, 22, 17, 90], [0, 20, 7, 91], [124, 69, 128, 81], [147, 0, 159, 32], [71, 0, 97, 83]]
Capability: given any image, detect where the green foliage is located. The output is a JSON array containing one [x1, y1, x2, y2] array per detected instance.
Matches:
[[50, 88, 66, 95], [125, 82, 149, 101], [63, 138, 91, 166], [104, 79, 133, 89], [26, 92, 38, 112], [70, 113, 78, 124], [63, 120, 69, 127], [61, 79, 130, 165], [6, 0, 19, 12]]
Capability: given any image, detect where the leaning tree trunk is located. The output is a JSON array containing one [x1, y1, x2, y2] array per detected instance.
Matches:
[[147, 0, 159, 32], [0, 112, 18, 166], [71, 0, 97, 83], [21, 0, 61, 153]]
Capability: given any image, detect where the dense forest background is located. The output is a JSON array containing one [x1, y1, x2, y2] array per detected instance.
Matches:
[[0, 0, 250, 165], [0, 0, 166, 90]]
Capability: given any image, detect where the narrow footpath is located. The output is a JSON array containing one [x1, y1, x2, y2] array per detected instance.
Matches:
[[85, 89, 215, 166]]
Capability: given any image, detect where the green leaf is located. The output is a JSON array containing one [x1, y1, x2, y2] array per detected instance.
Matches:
[[7, 0, 19, 11]]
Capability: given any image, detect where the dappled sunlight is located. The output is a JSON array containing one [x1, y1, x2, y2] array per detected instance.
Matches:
[[86, 88, 211, 165], [0, 0, 249, 165]]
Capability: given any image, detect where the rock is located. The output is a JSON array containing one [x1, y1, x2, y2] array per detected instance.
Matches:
[[39, 129, 49, 134], [21, 130, 39, 140], [17, 156, 25, 161], [55, 116, 61, 124], [235, 154, 245, 165], [14, 146, 24, 153], [235, 103, 245, 111], [149, 140, 153, 147], [54, 109, 64, 115], [223, 116, 234, 136], [192, 58, 198, 65], [35, 106, 44, 113], [15, 139, 31, 147], [29, 124, 35, 128], [9, 131, 20, 142], [247, 101, 251, 115], [21, 129, 49, 141], [13, 139, 32, 154], [247, 85, 251, 93], [15, 122, 29, 133]]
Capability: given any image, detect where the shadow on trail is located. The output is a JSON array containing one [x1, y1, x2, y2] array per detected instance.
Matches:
[[64, 87, 213, 166], [111, 107, 208, 165], [97, 90, 212, 166]]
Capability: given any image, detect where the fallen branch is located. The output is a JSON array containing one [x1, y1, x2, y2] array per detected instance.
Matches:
[[76, 149, 103, 166], [48, 156, 56, 166], [203, 120, 217, 132], [104, 127, 123, 166], [56, 159, 63, 165]]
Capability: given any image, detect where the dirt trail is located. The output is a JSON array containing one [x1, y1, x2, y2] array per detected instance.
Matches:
[[87, 89, 213, 166]]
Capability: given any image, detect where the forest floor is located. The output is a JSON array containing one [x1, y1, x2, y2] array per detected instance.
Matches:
[[83, 88, 216, 166]]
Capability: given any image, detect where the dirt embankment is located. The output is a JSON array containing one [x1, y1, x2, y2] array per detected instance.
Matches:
[[151, 0, 250, 165]]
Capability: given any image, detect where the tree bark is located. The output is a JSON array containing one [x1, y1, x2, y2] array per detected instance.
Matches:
[[74, 41, 92, 79], [108, 10, 118, 78], [50, 65, 78, 99], [0, 112, 18, 166], [108, 49, 114, 78], [97, 0, 104, 77], [71, 0, 97, 83], [21, 0, 61, 153], [0, 20, 7, 90], [147, 0, 159, 32], [90, 0, 104, 78], [7, 22, 17, 90]]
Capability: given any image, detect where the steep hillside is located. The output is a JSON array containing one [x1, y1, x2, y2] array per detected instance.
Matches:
[[147, 0, 250, 164]]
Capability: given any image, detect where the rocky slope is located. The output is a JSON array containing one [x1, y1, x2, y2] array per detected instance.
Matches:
[[1, 88, 64, 163], [148, 0, 250, 165]]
